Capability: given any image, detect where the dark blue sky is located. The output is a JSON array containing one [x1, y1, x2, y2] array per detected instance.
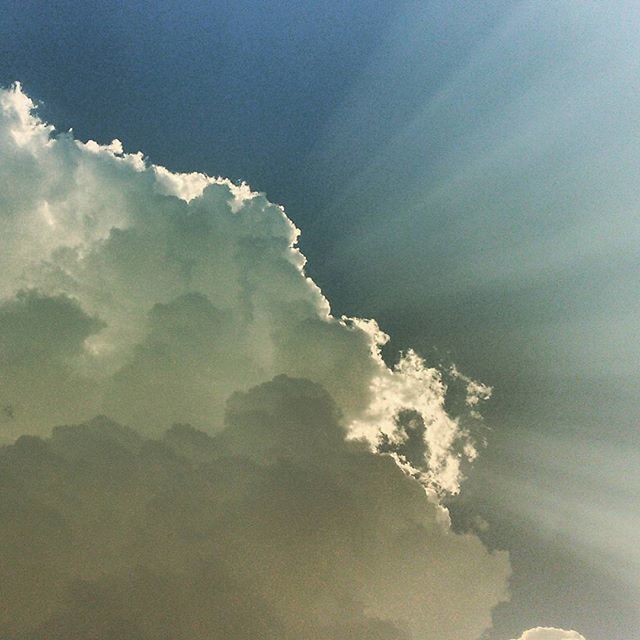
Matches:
[[2, 2, 639, 638], [1, 0, 504, 227]]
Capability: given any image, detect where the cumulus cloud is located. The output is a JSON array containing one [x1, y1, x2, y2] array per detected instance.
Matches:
[[512, 628, 587, 640], [0, 82, 484, 494], [0, 380, 510, 639], [0, 82, 518, 638]]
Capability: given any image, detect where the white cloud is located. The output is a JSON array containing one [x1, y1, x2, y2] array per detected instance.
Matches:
[[0, 82, 516, 639], [512, 628, 587, 640], [0, 82, 487, 495]]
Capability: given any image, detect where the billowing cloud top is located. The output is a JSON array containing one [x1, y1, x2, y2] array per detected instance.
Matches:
[[0, 83, 584, 639], [513, 629, 587, 640], [0, 82, 486, 495]]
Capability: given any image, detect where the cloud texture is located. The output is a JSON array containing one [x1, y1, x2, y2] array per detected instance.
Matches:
[[0, 84, 515, 638], [0, 84, 485, 494], [513, 629, 586, 640]]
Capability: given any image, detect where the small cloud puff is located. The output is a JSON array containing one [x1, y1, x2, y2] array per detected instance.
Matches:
[[512, 628, 587, 640]]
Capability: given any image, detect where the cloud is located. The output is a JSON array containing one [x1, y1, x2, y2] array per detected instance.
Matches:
[[0, 82, 522, 638], [0, 81, 485, 494], [0, 380, 509, 640], [512, 628, 587, 640], [0, 289, 104, 435]]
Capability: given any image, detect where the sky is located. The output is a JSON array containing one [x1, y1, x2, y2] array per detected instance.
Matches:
[[1, 1, 638, 639]]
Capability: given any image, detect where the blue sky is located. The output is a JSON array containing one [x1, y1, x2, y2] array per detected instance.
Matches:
[[2, 2, 638, 638]]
